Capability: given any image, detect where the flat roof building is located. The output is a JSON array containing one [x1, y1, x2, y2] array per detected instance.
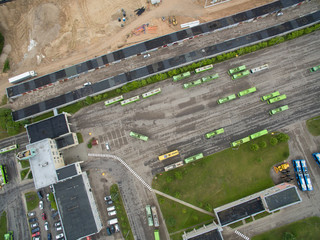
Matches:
[[182, 223, 223, 240]]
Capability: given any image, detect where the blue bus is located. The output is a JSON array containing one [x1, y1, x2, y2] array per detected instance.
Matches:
[[312, 153, 320, 167], [300, 159, 313, 191], [292, 160, 307, 191]]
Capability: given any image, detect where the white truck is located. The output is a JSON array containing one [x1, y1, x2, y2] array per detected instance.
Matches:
[[8, 71, 37, 84], [107, 218, 118, 225]]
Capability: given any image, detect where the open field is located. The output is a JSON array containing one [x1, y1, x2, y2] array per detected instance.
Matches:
[[156, 194, 213, 233], [152, 134, 289, 212], [24, 191, 39, 211], [252, 216, 320, 240], [306, 115, 320, 136]]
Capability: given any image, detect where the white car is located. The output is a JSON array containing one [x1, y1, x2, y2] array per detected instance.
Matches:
[[39, 200, 43, 210], [45, 221, 49, 231], [56, 226, 62, 231], [143, 54, 150, 58], [56, 233, 64, 239], [83, 82, 91, 86], [46, 193, 50, 201], [108, 210, 117, 216], [30, 223, 39, 228], [105, 143, 110, 150], [28, 211, 36, 217], [55, 221, 61, 227]]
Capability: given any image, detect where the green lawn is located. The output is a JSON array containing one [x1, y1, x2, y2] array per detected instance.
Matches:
[[110, 184, 134, 240], [153, 134, 288, 210], [20, 168, 30, 180], [19, 160, 30, 169], [254, 211, 272, 220], [157, 195, 213, 233], [0, 211, 7, 240], [306, 115, 320, 136], [229, 221, 243, 229], [252, 216, 320, 240], [25, 192, 39, 211]]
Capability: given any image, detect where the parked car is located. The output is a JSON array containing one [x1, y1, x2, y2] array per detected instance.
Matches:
[[32, 232, 40, 237], [54, 221, 61, 227], [108, 210, 117, 216], [33, 237, 40, 240], [56, 226, 62, 231], [143, 54, 150, 58], [39, 200, 43, 210], [31, 227, 40, 234], [83, 82, 92, 86], [30, 222, 39, 228], [37, 191, 43, 199], [28, 211, 36, 217], [47, 233, 52, 240], [104, 195, 111, 201], [106, 227, 112, 236], [56, 233, 64, 239], [42, 212, 47, 220], [107, 200, 113, 205], [105, 143, 110, 150], [45, 221, 49, 230], [46, 193, 50, 201], [114, 223, 120, 232], [29, 218, 37, 223], [110, 225, 115, 234], [107, 206, 115, 212]]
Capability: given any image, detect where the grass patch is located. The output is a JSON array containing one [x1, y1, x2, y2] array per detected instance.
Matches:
[[0, 32, 4, 55], [27, 171, 33, 179], [170, 232, 183, 240], [245, 217, 253, 223], [76, 132, 83, 144], [2, 58, 10, 73], [20, 168, 30, 180], [19, 160, 30, 169], [30, 111, 54, 123], [229, 221, 243, 229], [153, 134, 288, 210], [25, 192, 39, 211], [157, 195, 213, 233], [110, 184, 134, 240], [252, 216, 320, 240], [0, 95, 7, 106], [254, 211, 272, 220], [0, 211, 7, 239], [306, 116, 320, 136]]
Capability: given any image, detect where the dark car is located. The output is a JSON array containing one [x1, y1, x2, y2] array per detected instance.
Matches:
[[28, 218, 37, 223], [42, 212, 47, 220], [31, 227, 40, 234], [37, 191, 43, 200], [47, 233, 52, 240], [110, 225, 115, 234], [106, 227, 112, 236], [107, 200, 113, 205]]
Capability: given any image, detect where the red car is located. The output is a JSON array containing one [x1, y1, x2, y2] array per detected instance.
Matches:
[[42, 212, 47, 220], [32, 232, 40, 237]]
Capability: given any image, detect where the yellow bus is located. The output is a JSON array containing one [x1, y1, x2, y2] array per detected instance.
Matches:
[[158, 150, 179, 161]]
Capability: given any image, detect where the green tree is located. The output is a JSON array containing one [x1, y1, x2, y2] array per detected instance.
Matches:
[[276, 133, 290, 142], [85, 96, 93, 105], [270, 137, 278, 146], [250, 143, 259, 152], [283, 232, 296, 240], [258, 141, 267, 148]]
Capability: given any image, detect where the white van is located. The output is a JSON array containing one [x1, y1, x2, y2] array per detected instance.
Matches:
[[107, 218, 118, 225], [107, 206, 115, 212], [108, 210, 117, 216]]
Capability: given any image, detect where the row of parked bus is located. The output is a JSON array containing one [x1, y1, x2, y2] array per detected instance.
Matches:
[[292, 159, 313, 191], [145, 205, 161, 239]]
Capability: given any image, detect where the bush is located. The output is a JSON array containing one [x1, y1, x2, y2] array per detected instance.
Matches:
[[276, 133, 290, 142], [3, 58, 10, 72], [270, 137, 278, 146], [87, 142, 92, 148], [250, 144, 259, 151], [0, 32, 4, 55], [258, 141, 267, 148]]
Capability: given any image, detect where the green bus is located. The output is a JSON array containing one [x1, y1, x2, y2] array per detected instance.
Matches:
[[195, 64, 213, 74], [228, 65, 246, 75], [173, 72, 191, 82], [202, 73, 219, 82], [154, 230, 160, 240], [205, 128, 224, 139], [269, 105, 289, 115], [232, 70, 250, 80], [267, 94, 287, 104], [238, 87, 256, 97], [142, 88, 161, 99], [129, 131, 148, 141], [120, 96, 140, 106], [310, 64, 320, 73], [184, 153, 204, 164], [104, 95, 124, 106], [183, 82, 194, 89], [0, 144, 19, 154], [0, 165, 8, 186], [261, 91, 280, 101], [193, 79, 202, 86], [146, 205, 153, 226], [231, 136, 250, 147], [217, 94, 236, 104], [250, 129, 268, 140]]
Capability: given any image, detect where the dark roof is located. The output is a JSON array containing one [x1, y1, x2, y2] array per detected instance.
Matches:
[[26, 114, 70, 143], [264, 186, 301, 212], [12, 10, 320, 121], [188, 229, 223, 240], [54, 174, 98, 240], [56, 164, 78, 181], [217, 197, 265, 226], [55, 133, 75, 149]]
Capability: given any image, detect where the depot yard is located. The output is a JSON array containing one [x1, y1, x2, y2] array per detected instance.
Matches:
[[152, 134, 289, 233], [252, 216, 320, 240]]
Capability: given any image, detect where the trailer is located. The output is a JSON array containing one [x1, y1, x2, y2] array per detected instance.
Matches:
[[9, 71, 37, 84]]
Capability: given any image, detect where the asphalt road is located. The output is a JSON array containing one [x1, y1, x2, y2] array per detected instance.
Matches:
[[71, 30, 320, 240]]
